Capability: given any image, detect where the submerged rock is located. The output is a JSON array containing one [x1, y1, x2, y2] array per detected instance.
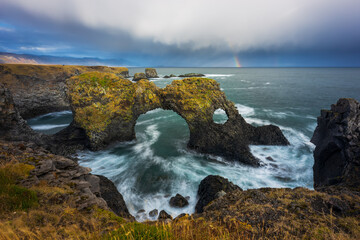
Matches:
[[145, 68, 159, 78], [169, 194, 189, 208], [195, 175, 241, 213], [178, 73, 205, 77], [311, 98, 360, 189], [158, 210, 172, 220], [133, 72, 148, 81], [164, 74, 176, 78]]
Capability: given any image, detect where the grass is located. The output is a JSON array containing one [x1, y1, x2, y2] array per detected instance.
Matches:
[[0, 163, 38, 212]]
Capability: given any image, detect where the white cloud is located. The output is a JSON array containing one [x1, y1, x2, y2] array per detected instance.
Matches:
[[2, 0, 360, 52]]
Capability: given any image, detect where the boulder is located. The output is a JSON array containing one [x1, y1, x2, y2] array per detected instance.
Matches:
[[145, 68, 159, 78], [178, 73, 205, 77], [158, 210, 172, 220], [96, 174, 133, 219], [149, 209, 158, 217], [133, 72, 148, 81], [311, 98, 360, 189], [169, 194, 189, 208], [195, 175, 242, 213], [170, 74, 176, 77]]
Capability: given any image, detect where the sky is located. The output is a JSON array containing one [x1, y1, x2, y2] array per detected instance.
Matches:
[[0, 0, 359, 67]]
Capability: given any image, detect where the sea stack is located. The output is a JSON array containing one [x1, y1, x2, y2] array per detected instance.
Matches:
[[311, 98, 360, 189], [145, 68, 159, 78]]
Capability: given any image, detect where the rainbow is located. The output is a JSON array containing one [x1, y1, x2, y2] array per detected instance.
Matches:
[[234, 55, 242, 67]]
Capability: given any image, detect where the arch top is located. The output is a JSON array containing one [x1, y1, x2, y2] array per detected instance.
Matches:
[[66, 72, 289, 166]]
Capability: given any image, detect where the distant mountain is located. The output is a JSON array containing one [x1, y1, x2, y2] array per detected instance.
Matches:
[[0, 52, 132, 66]]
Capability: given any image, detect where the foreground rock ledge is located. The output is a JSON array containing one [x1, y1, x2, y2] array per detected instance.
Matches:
[[66, 72, 289, 165]]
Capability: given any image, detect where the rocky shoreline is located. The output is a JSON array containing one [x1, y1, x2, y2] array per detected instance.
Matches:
[[0, 64, 359, 239]]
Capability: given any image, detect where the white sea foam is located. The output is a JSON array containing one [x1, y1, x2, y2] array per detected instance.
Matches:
[[205, 74, 234, 77], [235, 104, 255, 117], [31, 124, 69, 130]]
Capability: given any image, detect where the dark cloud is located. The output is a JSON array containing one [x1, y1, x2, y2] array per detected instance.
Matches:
[[0, 0, 359, 66]]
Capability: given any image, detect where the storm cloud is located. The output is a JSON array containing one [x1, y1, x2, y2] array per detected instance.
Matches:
[[0, 0, 359, 66]]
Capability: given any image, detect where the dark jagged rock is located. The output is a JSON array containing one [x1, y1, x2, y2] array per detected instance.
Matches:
[[149, 209, 158, 217], [145, 68, 159, 78], [0, 83, 48, 144], [178, 73, 205, 77], [66, 74, 289, 165], [158, 210, 172, 220], [164, 74, 176, 78], [311, 98, 360, 189], [169, 194, 189, 208], [0, 64, 129, 119], [195, 175, 242, 213], [96, 175, 133, 220], [133, 72, 148, 81]]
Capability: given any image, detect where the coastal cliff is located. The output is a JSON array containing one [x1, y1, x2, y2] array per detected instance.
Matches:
[[0, 64, 129, 119]]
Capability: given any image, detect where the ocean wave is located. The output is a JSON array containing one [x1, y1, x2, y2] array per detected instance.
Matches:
[[235, 104, 255, 117], [205, 74, 234, 77]]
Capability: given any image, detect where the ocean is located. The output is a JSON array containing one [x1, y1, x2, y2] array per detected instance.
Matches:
[[27, 67, 360, 220]]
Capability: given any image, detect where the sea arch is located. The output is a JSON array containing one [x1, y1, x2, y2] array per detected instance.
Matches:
[[66, 72, 289, 166]]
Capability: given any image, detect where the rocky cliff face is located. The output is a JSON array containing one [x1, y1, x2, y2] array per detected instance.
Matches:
[[0, 140, 134, 220], [0, 64, 129, 119], [0, 83, 47, 144], [66, 73, 289, 165], [311, 98, 360, 189]]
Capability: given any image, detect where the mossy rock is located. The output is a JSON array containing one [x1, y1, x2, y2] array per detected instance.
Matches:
[[66, 74, 288, 164]]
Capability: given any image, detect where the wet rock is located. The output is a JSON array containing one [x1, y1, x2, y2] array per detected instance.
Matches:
[[266, 156, 275, 162], [137, 209, 146, 214], [311, 98, 360, 189], [133, 72, 148, 81], [195, 175, 242, 213], [178, 73, 205, 77], [158, 210, 172, 220], [164, 75, 170, 78], [149, 209, 158, 217], [169, 194, 189, 208], [96, 174, 133, 219], [169, 74, 176, 77], [145, 68, 159, 78]]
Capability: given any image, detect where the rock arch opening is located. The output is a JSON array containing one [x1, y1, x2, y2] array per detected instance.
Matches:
[[134, 109, 190, 159], [27, 111, 73, 135], [212, 108, 229, 124]]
